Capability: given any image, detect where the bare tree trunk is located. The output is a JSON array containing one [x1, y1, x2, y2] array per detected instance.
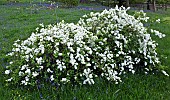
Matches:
[[153, 0, 156, 11], [147, 0, 151, 10]]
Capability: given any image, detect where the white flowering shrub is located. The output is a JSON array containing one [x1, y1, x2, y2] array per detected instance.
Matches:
[[5, 21, 97, 86], [4, 6, 168, 86], [78, 6, 167, 80]]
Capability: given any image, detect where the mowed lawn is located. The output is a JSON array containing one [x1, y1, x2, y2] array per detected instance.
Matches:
[[0, 2, 170, 100]]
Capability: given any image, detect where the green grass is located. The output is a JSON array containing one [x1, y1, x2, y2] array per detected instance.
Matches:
[[0, 2, 170, 100]]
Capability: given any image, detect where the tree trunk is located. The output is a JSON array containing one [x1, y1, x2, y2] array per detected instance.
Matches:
[[126, 0, 129, 7], [153, 0, 156, 11], [147, 0, 151, 10]]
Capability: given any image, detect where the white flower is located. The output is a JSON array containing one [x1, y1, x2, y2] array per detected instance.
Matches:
[[58, 53, 62, 56], [144, 62, 147, 66], [115, 82, 118, 84], [110, 64, 115, 68], [145, 68, 149, 71], [162, 70, 169, 77], [39, 23, 44, 27], [107, 54, 113, 59], [151, 29, 165, 38], [154, 30, 165, 38], [84, 68, 91, 75], [36, 57, 43, 65], [115, 41, 120, 47], [25, 69, 31, 75], [61, 78, 67, 82], [5, 70, 11, 75], [6, 52, 14, 56], [90, 79, 95, 84], [86, 63, 91, 67], [50, 75, 54, 81], [131, 70, 135, 74], [13, 48, 20, 52], [32, 71, 39, 77], [86, 57, 90, 61], [58, 64, 63, 71], [6, 78, 13, 82], [70, 53, 76, 65], [47, 68, 53, 73], [9, 61, 13, 64], [21, 65, 28, 70], [83, 78, 94, 85], [156, 19, 160, 23], [46, 36, 53, 42], [25, 48, 32, 54], [25, 55, 29, 62], [39, 45, 45, 54], [21, 80, 28, 85], [39, 66, 44, 70], [86, 47, 92, 54], [55, 42, 59, 46], [19, 71, 24, 76], [89, 74, 93, 78], [25, 76, 29, 81]]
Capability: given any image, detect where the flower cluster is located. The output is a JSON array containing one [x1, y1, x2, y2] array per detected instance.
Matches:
[[5, 6, 168, 86]]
